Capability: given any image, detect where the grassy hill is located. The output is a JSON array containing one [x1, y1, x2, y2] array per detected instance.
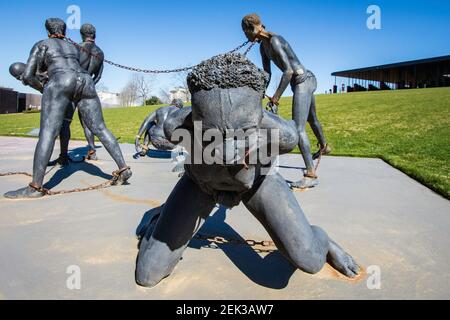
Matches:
[[0, 87, 449, 198]]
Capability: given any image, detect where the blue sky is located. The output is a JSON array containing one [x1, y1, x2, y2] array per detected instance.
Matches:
[[0, 0, 449, 96]]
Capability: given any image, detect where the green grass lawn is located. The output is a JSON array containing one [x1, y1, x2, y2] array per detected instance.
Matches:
[[0, 88, 449, 198]]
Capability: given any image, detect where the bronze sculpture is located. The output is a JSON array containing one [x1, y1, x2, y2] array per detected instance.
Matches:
[[242, 14, 331, 189], [135, 53, 359, 287], [4, 18, 131, 199], [54, 23, 104, 165], [135, 99, 185, 156]]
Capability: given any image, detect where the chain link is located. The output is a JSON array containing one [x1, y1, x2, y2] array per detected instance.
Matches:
[[65, 37, 255, 74], [0, 172, 32, 177], [194, 233, 277, 253], [0, 163, 127, 196]]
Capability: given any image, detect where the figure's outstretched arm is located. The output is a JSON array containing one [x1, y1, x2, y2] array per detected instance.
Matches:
[[260, 110, 298, 155], [135, 112, 157, 152], [270, 37, 293, 103], [22, 42, 46, 93]]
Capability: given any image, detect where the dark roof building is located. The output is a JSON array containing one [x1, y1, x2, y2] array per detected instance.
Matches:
[[0, 87, 41, 114], [0, 88, 19, 114], [331, 55, 450, 92]]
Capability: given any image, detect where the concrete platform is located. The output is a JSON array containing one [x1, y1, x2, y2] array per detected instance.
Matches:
[[0, 136, 449, 300]]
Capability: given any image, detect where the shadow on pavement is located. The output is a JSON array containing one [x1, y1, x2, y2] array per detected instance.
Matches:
[[43, 161, 112, 190]]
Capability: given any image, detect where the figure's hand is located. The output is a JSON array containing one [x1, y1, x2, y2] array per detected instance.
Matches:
[[268, 96, 279, 106], [41, 75, 49, 86], [266, 101, 279, 114], [135, 136, 142, 154]]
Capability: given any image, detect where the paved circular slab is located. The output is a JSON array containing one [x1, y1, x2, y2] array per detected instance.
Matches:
[[0, 137, 449, 299]]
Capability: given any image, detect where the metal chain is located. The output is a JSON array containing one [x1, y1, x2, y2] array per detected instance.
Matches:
[[314, 143, 329, 172], [65, 37, 255, 74], [0, 164, 128, 196], [0, 161, 57, 179], [41, 179, 115, 196], [194, 233, 277, 253], [0, 172, 32, 177], [0, 173, 115, 196]]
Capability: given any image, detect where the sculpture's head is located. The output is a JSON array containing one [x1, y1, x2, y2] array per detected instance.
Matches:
[[45, 18, 66, 38], [241, 13, 265, 42], [187, 53, 268, 132], [171, 99, 184, 109], [80, 23, 96, 42], [9, 62, 26, 80]]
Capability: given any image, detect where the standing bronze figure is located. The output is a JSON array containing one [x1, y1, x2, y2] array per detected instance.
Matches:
[[55, 23, 104, 165], [4, 18, 131, 199], [242, 14, 331, 189]]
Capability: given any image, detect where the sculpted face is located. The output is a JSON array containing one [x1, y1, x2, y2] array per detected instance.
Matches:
[[242, 23, 260, 42], [191, 87, 263, 132], [241, 14, 264, 42]]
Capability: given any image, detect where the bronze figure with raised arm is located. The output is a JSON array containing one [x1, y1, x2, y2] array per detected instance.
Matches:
[[242, 13, 331, 189]]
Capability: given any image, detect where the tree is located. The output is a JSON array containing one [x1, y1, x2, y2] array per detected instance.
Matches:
[[173, 69, 191, 102], [132, 73, 154, 106], [119, 73, 155, 107], [145, 96, 161, 105], [158, 88, 171, 104], [119, 80, 138, 107], [95, 82, 109, 92]]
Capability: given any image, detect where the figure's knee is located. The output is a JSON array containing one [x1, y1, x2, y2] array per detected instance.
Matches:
[[285, 229, 329, 274], [135, 238, 178, 288], [89, 123, 106, 137], [136, 265, 167, 288]]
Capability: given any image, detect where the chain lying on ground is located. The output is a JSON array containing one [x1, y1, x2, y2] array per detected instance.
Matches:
[[28, 178, 114, 196], [1, 164, 129, 196], [0, 161, 57, 179], [65, 37, 256, 74], [0, 172, 32, 177], [194, 233, 277, 253]]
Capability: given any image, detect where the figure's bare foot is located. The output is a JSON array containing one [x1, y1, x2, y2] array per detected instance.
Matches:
[[86, 150, 97, 161], [327, 240, 360, 278], [112, 167, 132, 185], [4, 185, 45, 199], [289, 176, 318, 190], [313, 144, 331, 160]]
